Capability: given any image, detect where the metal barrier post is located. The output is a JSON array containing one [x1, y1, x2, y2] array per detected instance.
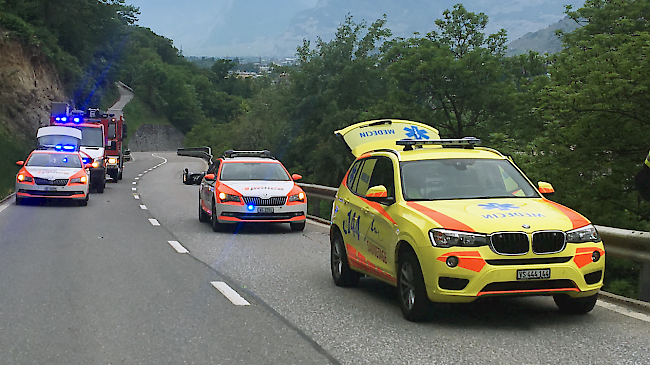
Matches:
[[641, 263, 650, 302]]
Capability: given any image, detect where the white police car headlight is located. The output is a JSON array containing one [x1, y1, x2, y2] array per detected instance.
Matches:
[[288, 192, 305, 202]]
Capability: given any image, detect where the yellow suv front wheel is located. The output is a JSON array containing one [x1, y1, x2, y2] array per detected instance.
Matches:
[[398, 251, 429, 322]]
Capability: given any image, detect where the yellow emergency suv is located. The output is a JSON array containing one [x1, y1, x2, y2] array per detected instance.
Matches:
[[330, 119, 605, 321]]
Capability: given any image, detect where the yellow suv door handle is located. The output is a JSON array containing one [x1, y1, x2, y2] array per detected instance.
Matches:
[[361, 206, 371, 214], [342, 198, 350, 204]]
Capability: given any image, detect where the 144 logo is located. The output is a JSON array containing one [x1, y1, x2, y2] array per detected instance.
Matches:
[[343, 210, 361, 240]]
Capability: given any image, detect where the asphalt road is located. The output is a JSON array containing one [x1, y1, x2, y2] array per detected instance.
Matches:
[[1, 151, 650, 365]]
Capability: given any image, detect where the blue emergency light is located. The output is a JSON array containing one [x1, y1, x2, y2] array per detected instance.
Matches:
[[54, 144, 76, 151], [73, 117, 81, 123], [247, 204, 255, 212]]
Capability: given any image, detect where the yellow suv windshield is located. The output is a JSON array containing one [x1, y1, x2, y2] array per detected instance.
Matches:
[[401, 159, 539, 200]]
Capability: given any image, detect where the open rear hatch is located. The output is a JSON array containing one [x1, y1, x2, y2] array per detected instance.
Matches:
[[335, 119, 441, 157]]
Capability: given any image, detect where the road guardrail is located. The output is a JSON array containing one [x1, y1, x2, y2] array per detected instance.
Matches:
[[298, 183, 650, 303], [177, 147, 213, 163]]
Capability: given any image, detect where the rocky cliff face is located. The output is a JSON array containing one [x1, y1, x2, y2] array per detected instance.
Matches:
[[0, 29, 66, 143], [128, 124, 185, 152]]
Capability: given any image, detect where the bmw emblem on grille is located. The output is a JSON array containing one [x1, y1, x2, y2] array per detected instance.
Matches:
[[522, 224, 531, 229]]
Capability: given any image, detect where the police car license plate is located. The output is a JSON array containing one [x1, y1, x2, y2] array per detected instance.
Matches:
[[517, 269, 550, 280], [258, 207, 273, 213], [45, 186, 58, 191]]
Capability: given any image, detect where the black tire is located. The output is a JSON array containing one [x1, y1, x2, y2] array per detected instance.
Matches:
[[397, 251, 429, 322], [78, 196, 88, 206], [118, 170, 123, 180], [199, 197, 210, 223], [108, 170, 117, 183], [331, 231, 360, 287], [211, 201, 224, 232], [290, 221, 306, 231], [554, 293, 598, 314], [15, 196, 22, 205]]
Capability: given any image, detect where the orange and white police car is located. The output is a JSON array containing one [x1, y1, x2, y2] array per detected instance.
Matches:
[[16, 150, 90, 206], [330, 119, 604, 321], [198, 150, 307, 231]]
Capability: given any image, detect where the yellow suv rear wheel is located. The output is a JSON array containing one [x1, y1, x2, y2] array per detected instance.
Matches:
[[331, 231, 360, 287]]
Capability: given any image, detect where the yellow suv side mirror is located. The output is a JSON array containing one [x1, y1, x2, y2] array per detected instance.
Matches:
[[366, 185, 388, 198], [538, 181, 555, 195]]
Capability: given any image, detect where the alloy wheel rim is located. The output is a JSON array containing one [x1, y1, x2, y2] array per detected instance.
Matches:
[[400, 262, 415, 310], [333, 240, 342, 277]]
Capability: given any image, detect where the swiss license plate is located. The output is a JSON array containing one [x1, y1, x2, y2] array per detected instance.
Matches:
[[517, 268, 551, 280], [257, 207, 274, 213]]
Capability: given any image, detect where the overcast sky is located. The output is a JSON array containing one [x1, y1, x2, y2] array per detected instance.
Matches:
[[127, 0, 584, 57], [127, 0, 319, 55]]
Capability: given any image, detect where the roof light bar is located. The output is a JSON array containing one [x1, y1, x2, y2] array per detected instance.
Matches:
[[397, 137, 481, 151], [223, 149, 274, 159]]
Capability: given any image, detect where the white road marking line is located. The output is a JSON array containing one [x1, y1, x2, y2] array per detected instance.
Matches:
[[139, 205, 147, 210], [597, 301, 650, 323], [167, 240, 189, 254], [132, 187, 137, 191], [148, 218, 160, 226], [138, 174, 143, 176], [0, 199, 12, 214], [133, 194, 140, 200], [132, 181, 137, 185], [211, 281, 250, 306], [135, 177, 139, 180]]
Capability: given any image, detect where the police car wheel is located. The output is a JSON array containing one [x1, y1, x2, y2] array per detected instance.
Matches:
[[211, 201, 224, 232], [398, 251, 429, 322], [331, 232, 360, 287], [199, 197, 210, 223], [290, 221, 305, 231], [15, 196, 23, 205], [553, 293, 598, 314], [78, 197, 88, 207]]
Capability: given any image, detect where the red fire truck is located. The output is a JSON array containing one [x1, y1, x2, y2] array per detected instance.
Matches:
[[102, 109, 128, 182]]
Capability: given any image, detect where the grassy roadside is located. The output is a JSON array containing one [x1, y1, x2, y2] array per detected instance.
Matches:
[[122, 96, 172, 148], [0, 128, 32, 200]]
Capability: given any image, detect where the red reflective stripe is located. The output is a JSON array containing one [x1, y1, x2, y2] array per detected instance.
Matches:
[[437, 251, 485, 272], [543, 199, 590, 230], [346, 243, 397, 283], [407, 202, 475, 232], [573, 247, 605, 269], [478, 288, 580, 297], [360, 197, 397, 224]]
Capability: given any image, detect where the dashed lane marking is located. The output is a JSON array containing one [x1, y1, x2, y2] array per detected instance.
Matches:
[[132, 181, 137, 185], [133, 194, 140, 200], [132, 188, 137, 191], [138, 173, 143, 176], [135, 177, 140, 180], [139, 205, 147, 210], [167, 240, 189, 254], [211, 281, 250, 306], [148, 218, 160, 226], [597, 301, 650, 323]]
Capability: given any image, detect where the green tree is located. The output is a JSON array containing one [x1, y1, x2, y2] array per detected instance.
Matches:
[[381, 4, 513, 139], [533, 0, 650, 229]]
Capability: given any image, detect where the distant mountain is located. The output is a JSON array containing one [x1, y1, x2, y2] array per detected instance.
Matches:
[[191, 0, 585, 57], [506, 17, 581, 56]]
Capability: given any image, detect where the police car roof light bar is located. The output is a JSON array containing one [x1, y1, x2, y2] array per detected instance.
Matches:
[[223, 149, 274, 159], [397, 137, 481, 151]]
